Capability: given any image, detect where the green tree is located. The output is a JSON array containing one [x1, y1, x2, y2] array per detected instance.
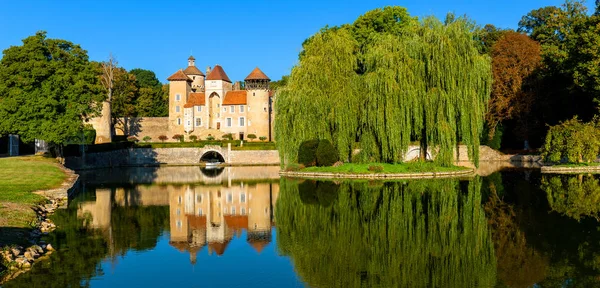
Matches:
[[275, 11, 491, 167], [130, 68, 167, 117], [0, 32, 102, 145]]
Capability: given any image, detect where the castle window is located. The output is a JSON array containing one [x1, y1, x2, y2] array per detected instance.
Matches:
[[239, 105, 244, 113], [223, 107, 227, 112], [176, 106, 180, 112], [177, 118, 181, 125], [241, 207, 246, 215], [239, 117, 245, 127], [226, 118, 232, 127], [178, 196, 182, 204], [253, 92, 255, 96], [198, 208, 203, 216], [176, 208, 181, 216], [193, 76, 196, 80], [217, 104, 220, 108], [227, 193, 232, 203], [195, 118, 202, 127], [196, 194, 202, 203], [231, 206, 236, 215], [240, 193, 246, 203], [176, 220, 182, 229], [176, 94, 181, 101], [230, 106, 235, 113], [197, 106, 202, 112], [264, 107, 267, 112], [187, 120, 191, 126]]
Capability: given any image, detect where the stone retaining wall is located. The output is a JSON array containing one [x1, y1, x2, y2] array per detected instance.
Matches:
[[280, 169, 474, 180], [541, 165, 600, 174], [65, 147, 278, 169]]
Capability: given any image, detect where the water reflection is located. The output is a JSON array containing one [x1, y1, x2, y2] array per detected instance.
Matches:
[[4, 167, 600, 288], [542, 174, 600, 221], [276, 178, 497, 287]]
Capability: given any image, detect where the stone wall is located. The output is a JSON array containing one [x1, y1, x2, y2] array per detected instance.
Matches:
[[65, 146, 278, 169]]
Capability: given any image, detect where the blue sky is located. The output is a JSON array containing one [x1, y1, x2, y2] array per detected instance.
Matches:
[[0, 0, 594, 83]]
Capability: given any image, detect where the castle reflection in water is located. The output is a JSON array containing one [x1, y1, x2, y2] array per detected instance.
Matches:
[[75, 166, 280, 264]]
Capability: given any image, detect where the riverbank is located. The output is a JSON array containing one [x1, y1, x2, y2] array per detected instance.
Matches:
[[281, 162, 474, 179], [0, 156, 78, 283], [541, 162, 600, 174]]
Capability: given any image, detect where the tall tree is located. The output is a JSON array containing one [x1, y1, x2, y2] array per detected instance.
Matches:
[[486, 32, 542, 141], [129, 68, 167, 117], [0, 32, 101, 145], [275, 11, 492, 167]]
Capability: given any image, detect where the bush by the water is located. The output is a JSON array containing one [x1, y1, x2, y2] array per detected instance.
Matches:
[[158, 135, 168, 142], [142, 136, 152, 142], [285, 163, 305, 171], [189, 135, 198, 142], [542, 117, 600, 164], [298, 140, 320, 167], [222, 133, 233, 141], [259, 136, 267, 141], [316, 139, 338, 167], [368, 165, 384, 172], [172, 134, 184, 143]]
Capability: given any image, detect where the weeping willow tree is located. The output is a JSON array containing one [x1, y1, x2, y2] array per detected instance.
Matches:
[[275, 9, 492, 167], [275, 178, 496, 287]]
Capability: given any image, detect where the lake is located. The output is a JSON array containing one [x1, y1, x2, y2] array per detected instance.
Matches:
[[2, 166, 600, 288]]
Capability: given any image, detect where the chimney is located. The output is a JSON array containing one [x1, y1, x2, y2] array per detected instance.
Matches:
[[233, 81, 241, 90], [206, 66, 211, 76]]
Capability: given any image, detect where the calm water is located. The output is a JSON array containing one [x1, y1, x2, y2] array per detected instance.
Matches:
[[3, 166, 600, 288]]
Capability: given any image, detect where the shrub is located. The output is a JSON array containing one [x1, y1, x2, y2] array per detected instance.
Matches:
[[172, 134, 184, 142], [247, 134, 257, 141], [259, 136, 267, 142], [368, 165, 384, 172], [316, 139, 338, 167], [221, 133, 233, 141], [189, 135, 198, 142], [142, 136, 152, 142], [206, 135, 215, 141], [542, 117, 600, 164], [285, 163, 305, 171], [298, 139, 320, 167], [158, 135, 168, 142], [127, 136, 138, 142]]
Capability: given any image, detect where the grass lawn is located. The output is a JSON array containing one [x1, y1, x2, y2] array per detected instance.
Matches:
[[551, 162, 600, 168], [0, 156, 66, 229], [299, 162, 469, 174]]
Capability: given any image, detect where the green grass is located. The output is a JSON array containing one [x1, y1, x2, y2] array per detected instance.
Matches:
[[299, 162, 469, 174], [0, 156, 66, 228], [551, 162, 600, 168]]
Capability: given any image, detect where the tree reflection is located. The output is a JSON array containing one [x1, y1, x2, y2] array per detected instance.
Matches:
[[276, 178, 496, 288], [542, 174, 600, 221]]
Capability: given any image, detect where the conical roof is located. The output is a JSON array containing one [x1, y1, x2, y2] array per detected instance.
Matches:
[[244, 67, 270, 81], [184, 65, 205, 76], [167, 69, 192, 82], [206, 65, 232, 83]]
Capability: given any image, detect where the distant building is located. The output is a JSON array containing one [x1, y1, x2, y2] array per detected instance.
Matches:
[[90, 56, 275, 143], [167, 56, 274, 141]]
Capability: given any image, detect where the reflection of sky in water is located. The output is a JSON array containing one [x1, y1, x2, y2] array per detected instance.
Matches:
[[91, 230, 304, 288]]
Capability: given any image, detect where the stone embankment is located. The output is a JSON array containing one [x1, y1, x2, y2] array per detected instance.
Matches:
[[0, 164, 78, 283], [541, 165, 600, 174], [280, 169, 475, 180]]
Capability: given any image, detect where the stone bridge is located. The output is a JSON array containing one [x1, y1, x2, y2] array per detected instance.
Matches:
[[65, 144, 280, 169]]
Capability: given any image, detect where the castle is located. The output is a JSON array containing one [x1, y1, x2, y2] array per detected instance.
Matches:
[[90, 56, 274, 143], [166, 56, 274, 141]]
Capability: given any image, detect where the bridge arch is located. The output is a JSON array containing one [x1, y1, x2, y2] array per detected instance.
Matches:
[[200, 150, 225, 163]]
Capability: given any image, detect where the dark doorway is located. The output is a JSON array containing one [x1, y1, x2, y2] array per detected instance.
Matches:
[[217, 122, 221, 130], [239, 133, 244, 141], [200, 151, 225, 163]]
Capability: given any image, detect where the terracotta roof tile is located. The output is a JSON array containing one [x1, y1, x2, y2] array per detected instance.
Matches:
[[187, 215, 206, 229], [184, 65, 205, 76], [183, 92, 205, 108], [245, 67, 270, 81], [222, 90, 247, 105], [224, 215, 248, 230], [188, 55, 195, 60], [167, 69, 192, 82], [206, 65, 232, 83]]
